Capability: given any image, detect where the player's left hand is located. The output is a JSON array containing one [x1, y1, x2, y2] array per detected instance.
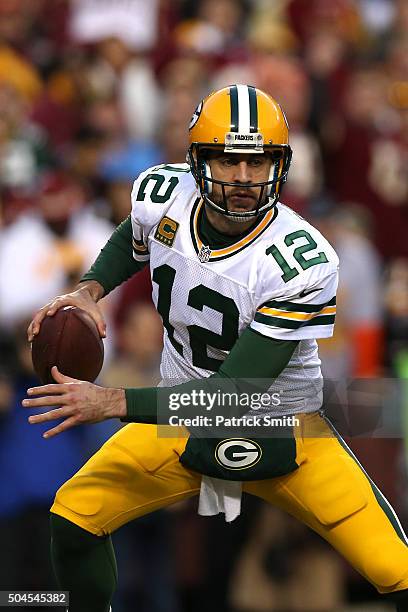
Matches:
[[22, 366, 126, 438]]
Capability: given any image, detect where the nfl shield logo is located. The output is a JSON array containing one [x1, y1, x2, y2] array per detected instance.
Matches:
[[198, 245, 211, 263]]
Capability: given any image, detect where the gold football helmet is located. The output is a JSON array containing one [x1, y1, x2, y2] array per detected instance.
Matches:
[[188, 84, 292, 220]]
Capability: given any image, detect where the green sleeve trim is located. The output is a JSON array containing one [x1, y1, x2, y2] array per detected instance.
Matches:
[[122, 329, 298, 423], [260, 296, 336, 313], [124, 387, 158, 423], [254, 313, 335, 329], [81, 216, 147, 296]]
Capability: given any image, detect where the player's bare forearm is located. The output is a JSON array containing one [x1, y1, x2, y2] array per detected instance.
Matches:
[[76, 279, 105, 302], [22, 366, 126, 438]]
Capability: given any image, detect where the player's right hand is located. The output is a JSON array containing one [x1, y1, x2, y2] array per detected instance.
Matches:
[[27, 283, 107, 342]]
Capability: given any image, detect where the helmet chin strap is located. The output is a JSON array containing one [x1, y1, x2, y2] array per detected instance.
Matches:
[[203, 192, 277, 222], [203, 195, 256, 222]]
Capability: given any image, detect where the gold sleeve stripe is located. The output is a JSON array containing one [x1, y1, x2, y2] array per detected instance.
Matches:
[[258, 305, 336, 322]]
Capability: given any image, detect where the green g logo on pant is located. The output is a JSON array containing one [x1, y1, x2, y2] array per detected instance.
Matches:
[[215, 439, 262, 470]]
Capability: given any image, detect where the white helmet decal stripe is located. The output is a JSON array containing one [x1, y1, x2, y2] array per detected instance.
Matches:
[[236, 84, 251, 134]]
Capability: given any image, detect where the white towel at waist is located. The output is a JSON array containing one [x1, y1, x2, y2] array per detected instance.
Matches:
[[198, 476, 242, 523]]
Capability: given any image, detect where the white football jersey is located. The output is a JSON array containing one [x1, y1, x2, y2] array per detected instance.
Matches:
[[130, 163, 339, 416]]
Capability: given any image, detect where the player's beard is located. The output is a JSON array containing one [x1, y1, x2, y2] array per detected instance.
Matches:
[[210, 189, 267, 223]]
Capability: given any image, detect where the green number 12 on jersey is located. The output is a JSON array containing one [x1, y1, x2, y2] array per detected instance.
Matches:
[[266, 230, 328, 282]]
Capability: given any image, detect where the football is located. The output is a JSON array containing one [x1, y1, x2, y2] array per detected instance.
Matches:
[[31, 306, 104, 384]]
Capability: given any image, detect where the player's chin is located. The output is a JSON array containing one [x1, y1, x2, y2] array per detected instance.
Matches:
[[227, 196, 257, 213]]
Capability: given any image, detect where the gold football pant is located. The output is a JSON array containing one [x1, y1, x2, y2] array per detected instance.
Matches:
[[51, 412, 408, 594]]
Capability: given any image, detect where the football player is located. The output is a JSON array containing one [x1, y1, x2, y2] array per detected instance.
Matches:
[[25, 85, 408, 612]]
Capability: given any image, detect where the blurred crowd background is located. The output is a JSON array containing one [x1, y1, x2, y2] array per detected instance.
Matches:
[[0, 0, 407, 610]]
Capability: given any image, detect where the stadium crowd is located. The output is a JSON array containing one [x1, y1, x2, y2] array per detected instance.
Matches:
[[0, 0, 407, 610]]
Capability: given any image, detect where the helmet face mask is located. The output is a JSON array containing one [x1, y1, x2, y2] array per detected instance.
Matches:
[[188, 84, 292, 221], [188, 145, 292, 221]]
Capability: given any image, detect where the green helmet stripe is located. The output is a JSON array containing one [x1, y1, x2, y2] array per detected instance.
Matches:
[[248, 85, 258, 133], [229, 85, 239, 132]]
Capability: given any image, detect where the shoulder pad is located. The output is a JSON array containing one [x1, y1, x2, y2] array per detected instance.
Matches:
[[131, 163, 195, 229]]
